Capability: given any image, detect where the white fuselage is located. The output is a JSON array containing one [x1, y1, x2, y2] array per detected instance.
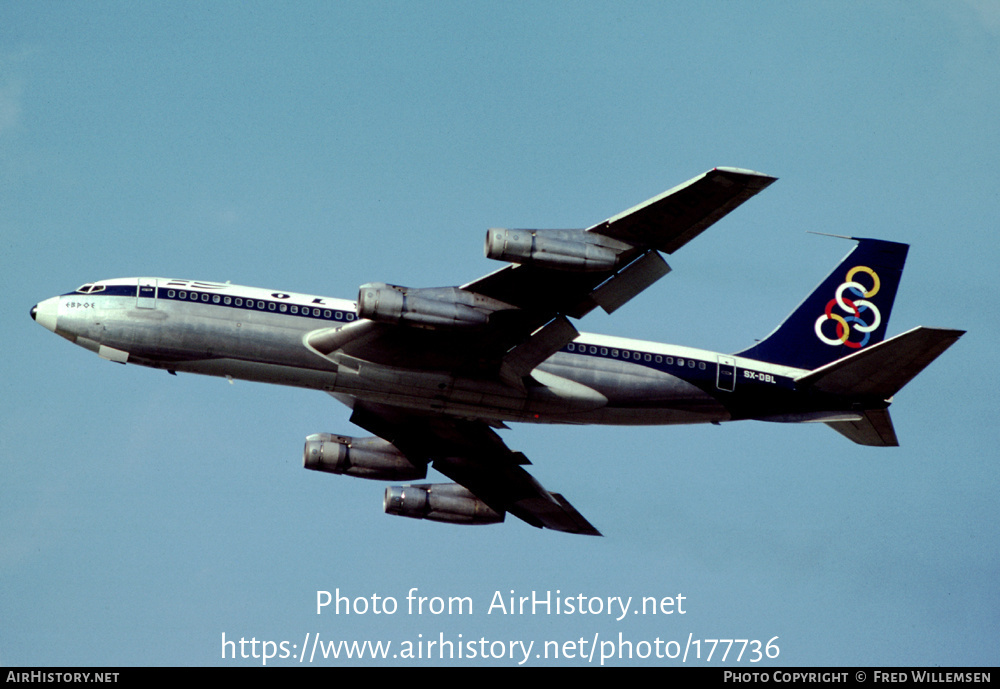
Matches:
[[33, 277, 810, 427]]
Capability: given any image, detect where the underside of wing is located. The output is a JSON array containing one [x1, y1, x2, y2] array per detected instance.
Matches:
[[587, 167, 778, 254], [464, 167, 776, 322], [348, 401, 602, 536]]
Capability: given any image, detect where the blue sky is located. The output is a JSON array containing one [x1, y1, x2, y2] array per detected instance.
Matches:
[[2, 2, 998, 666]]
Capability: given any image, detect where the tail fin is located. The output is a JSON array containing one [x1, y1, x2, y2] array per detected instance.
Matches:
[[736, 237, 909, 370]]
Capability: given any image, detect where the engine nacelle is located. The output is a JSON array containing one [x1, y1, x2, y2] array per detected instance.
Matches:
[[383, 483, 504, 525], [485, 228, 627, 271], [357, 283, 511, 329], [303, 433, 426, 481]]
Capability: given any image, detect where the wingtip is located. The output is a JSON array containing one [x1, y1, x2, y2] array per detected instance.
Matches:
[[712, 166, 778, 182]]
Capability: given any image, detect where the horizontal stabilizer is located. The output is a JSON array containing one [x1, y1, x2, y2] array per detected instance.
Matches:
[[825, 409, 899, 447], [796, 326, 965, 398]]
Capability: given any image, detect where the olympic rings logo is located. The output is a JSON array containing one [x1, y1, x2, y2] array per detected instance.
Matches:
[[814, 265, 882, 349]]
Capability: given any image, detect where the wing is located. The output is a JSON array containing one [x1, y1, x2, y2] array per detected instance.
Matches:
[[463, 167, 777, 321], [588, 166, 778, 253], [349, 401, 602, 536], [313, 167, 776, 380]]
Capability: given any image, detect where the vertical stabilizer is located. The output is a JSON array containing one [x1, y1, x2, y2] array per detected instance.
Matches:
[[736, 238, 908, 370]]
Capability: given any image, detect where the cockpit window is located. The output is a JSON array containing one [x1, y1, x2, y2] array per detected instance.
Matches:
[[75, 283, 105, 294]]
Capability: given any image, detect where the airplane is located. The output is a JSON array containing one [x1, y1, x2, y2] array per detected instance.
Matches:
[[30, 167, 964, 536]]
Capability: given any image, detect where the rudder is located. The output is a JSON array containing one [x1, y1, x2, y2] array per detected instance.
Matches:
[[736, 238, 909, 370]]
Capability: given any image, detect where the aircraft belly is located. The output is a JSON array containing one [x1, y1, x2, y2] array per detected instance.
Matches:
[[325, 361, 606, 419], [114, 303, 338, 382], [129, 308, 287, 362], [540, 406, 730, 426], [95, 302, 727, 426], [538, 358, 719, 405], [524, 358, 729, 425], [169, 358, 339, 389]]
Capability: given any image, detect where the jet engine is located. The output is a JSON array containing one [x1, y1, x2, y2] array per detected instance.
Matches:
[[303, 433, 426, 481], [484, 228, 628, 271], [357, 283, 512, 329], [383, 483, 504, 525]]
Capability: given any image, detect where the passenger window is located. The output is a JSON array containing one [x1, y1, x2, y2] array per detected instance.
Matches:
[[201, 293, 209, 302], [224, 297, 231, 305], [268, 302, 275, 311], [279, 304, 287, 312], [290, 305, 298, 314]]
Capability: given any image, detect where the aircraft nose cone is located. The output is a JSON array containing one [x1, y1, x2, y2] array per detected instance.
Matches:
[[32, 297, 59, 333]]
